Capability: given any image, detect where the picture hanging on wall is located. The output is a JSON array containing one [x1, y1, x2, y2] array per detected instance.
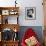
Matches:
[[25, 7, 36, 20]]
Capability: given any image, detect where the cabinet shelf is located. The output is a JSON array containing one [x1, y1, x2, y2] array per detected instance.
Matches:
[[0, 24, 19, 32], [0, 7, 19, 24]]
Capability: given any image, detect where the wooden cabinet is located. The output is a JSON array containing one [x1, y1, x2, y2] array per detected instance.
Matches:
[[0, 7, 19, 46]]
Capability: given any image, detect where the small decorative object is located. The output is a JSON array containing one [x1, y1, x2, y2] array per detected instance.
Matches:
[[2, 10, 9, 15], [5, 18, 8, 24], [13, 32, 18, 41], [14, 29, 17, 32], [25, 7, 36, 20], [9, 10, 18, 15], [2, 16, 8, 24], [10, 11, 14, 15], [15, 0, 17, 7]]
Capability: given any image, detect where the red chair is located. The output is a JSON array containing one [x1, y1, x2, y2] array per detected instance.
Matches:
[[21, 28, 41, 46]]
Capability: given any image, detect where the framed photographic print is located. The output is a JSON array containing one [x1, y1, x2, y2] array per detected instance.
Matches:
[[25, 7, 36, 20], [2, 10, 9, 15]]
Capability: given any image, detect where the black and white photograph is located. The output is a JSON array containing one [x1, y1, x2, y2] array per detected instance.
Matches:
[[25, 7, 36, 20]]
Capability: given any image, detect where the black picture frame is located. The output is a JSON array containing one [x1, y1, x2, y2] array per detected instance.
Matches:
[[25, 7, 36, 20]]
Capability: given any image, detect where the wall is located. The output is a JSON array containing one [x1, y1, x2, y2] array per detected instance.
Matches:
[[0, 0, 15, 7], [18, 0, 44, 26], [0, 0, 44, 26], [18, 26, 44, 44]]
